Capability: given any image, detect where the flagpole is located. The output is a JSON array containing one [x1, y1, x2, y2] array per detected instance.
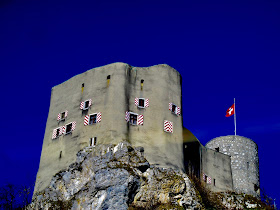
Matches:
[[234, 98, 236, 136]]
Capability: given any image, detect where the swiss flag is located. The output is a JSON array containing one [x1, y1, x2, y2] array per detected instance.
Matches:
[[226, 104, 235, 117]]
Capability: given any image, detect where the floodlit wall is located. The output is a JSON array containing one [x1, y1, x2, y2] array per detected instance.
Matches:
[[34, 62, 184, 193]]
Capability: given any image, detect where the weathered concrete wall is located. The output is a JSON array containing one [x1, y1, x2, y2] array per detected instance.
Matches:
[[34, 62, 184, 193], [206, 135, 260, 197], [201, 147, 233, 192], [127, 65, 183, 170]]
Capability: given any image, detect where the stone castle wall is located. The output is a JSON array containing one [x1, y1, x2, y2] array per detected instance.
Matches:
[[206, 135, 260, 197], [201, 147, 233, 192], [34, 62, 184, 193]]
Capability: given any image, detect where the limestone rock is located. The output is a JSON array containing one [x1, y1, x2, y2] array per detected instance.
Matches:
[[29, 141, 202, 210]]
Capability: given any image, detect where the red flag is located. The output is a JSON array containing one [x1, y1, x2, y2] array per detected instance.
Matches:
[[226, 104, 235, 117]]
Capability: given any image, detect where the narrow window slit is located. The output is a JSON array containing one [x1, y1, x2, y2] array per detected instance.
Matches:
[[107, 75, 111, 87], [82, 83, 85, 93], [90, 137, 97, 146]]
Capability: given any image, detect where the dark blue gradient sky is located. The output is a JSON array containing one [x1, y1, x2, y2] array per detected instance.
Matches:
[[0, 0, 279, 205]]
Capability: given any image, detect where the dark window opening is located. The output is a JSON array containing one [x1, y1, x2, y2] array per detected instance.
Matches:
[[130, 113, 138, 125], [172, 104, 177, 113], [215, 147, 219, 152], [107, 75, 111, 86], [82, 83, 84, 88], [56, 128, 60, 137], [254, 184, 259, 192], [138, 98, 145, 107], [59, 151, 62, 159], [141, 79, 144, 90], [61, 112, 65, 119], [90, 137, 97, 146], [247, 162, 249, 170], [89, 114, 97, 125], [214, 179, 216, 186], [204, 175, 208, 183], [84, 101, 90, 109], [66, 123, 72, 134]]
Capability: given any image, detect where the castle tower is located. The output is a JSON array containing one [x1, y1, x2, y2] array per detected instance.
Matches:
[[34, 62, 184, 193], [205, 135, 260, 197]]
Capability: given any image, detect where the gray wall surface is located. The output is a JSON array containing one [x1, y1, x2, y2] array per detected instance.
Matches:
[[206, 135, 260, 197], [34, 62, 184, 193], [201, 146, 233, 192]]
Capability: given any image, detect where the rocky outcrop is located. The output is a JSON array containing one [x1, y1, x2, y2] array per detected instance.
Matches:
[[29, 142, 202, 209], [218, 192, 270, 209]]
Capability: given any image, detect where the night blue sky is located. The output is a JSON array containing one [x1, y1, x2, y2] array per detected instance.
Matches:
[[1, 0, 279, 205]]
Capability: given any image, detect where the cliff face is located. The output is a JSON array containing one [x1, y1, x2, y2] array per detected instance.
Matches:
[[30, 142, 201, 209]]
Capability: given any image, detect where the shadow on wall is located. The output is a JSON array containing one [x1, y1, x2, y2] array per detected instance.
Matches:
[[183, 127, 201, 178]]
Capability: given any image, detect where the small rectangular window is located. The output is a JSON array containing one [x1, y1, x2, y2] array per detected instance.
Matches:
[[81, 83, 85, 93], [204, 175, 208, 183], [61, 112, 65, 119], [80, 99, 92, 110], [169, 103, 180, 116], [130, 113, 138, 125], [172, 104, 177, 113], [84, 101, 90, 109], [107, 75, 111, 87], [214, 179, 216, 186], [89, 114, 97, 125], [90, 137, 97, 146], [247, 162, 249, 170], [57, 110, 68, 121], [65, 123, 72, 134], [215, 147, 219, 152], [52, 127, 62, 139], [138, 98, 145, 108]]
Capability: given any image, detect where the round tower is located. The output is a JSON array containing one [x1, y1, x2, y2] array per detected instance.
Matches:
[[205, 135, 260, 197]]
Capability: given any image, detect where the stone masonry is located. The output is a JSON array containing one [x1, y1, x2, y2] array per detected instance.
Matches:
[[206, 135, 260, 197]]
